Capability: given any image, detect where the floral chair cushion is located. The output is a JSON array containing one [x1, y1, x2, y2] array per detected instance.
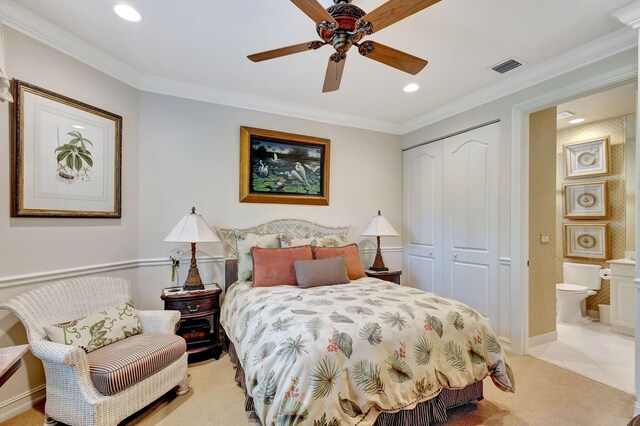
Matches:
[[44, 303, 142, 353]]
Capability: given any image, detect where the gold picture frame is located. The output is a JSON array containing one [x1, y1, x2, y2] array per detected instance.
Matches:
[[12, 80, 122, 218], [562, 223, 609, 260], [562, 181, 609, 219], [563, 136, 610, 179], [239, 126, 330, 205]]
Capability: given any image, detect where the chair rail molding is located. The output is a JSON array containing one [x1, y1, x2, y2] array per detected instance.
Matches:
[[0, 247, 403, 289]]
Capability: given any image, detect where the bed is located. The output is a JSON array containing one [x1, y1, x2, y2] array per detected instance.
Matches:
[[218, 220, 514, 426]]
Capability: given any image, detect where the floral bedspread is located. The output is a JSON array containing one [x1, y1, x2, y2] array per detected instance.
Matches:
[[221, 278, 514, 426]]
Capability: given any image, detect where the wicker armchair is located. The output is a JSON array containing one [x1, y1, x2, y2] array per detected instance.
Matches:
[[1, 277, 189, 426]]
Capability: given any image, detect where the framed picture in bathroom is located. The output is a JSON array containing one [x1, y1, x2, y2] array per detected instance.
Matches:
[[563, 137, 610, 179], [563, 223, 609, 260], [563, 181, 609, 219]]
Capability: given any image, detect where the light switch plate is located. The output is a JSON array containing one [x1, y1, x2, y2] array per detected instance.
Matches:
[[540, 234, 550, 244]]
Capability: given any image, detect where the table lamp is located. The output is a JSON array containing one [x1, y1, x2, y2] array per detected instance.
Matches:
[[164, 207, 220, 290], [361, 210, 399, 271]]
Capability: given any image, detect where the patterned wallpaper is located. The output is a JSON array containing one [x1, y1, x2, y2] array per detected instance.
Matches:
[[556, 116, 627, 312], [529, 107, 558, 338], [625, 114, 636, 253]]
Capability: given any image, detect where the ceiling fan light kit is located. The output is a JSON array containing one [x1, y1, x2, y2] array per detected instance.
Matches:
[[248, 0, 439, 92]]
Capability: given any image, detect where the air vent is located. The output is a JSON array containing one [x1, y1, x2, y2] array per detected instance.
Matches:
[[557, 111, 575, 120], [491, 58, 523, 74]]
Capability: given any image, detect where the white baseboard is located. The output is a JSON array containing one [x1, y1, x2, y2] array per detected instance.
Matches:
[[528, 331, 558, 348], [0, 384, 46, 422]]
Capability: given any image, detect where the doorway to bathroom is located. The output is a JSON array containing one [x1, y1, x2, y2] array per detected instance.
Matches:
[[526, 83, 636, 395]]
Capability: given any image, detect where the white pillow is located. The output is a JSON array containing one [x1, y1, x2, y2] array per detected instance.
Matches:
[[280, 233, 346, 248], [235, 231, 281, 281]]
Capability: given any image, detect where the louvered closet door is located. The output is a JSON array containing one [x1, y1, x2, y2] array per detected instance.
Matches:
[[442, 123, 500, 327], [403, 141, 443, 294]]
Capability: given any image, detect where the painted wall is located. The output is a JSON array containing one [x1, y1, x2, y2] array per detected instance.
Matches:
[[556, 116, 628, 312], [0, 28, 402, 419], [133, 92, 403, 309], [528, 107, 558, 338], [0, 27, 141, 419], [400, 48, 638, 340]]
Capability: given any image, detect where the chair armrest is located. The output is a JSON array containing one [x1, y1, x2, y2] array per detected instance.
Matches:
[[139, 310, 180, 334], [30, 339, 88, 366]]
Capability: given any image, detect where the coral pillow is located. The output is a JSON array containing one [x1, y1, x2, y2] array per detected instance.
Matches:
[[312, 244, 366, 280], [252, 245, 313, 287]]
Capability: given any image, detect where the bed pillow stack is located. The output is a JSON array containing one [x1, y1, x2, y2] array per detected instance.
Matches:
[[313, 243, 367, 280], [252, 245, 313, 287], [235, 231, 281, 281], [293, 256, 350, 288]]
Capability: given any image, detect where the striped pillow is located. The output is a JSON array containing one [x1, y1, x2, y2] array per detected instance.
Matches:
[[294, 256, 350, 288]]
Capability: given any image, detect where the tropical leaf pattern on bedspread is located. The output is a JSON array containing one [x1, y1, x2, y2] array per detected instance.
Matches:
[[220, 277, 514, 426]]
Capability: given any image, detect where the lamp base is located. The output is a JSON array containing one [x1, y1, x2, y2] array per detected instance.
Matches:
[[369, 266, 389, 272], [183, 283, 205, 291]]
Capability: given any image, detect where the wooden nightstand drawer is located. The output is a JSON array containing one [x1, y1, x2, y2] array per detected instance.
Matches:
[[161, 284, 222, 362], [167, 296, 218, 318]]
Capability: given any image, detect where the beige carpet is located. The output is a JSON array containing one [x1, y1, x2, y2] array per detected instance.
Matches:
[[2, 353, 635, 426]]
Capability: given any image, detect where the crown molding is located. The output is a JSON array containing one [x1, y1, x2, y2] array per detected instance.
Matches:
[[0, 1, 142, 88], [612, 1, 640, 29], [399, 27, 638, 134], [0, 0, 636, 136], [138, 75, 401, 134]]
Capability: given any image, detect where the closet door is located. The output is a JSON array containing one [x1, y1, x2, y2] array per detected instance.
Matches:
[[403, 141, 443, 294], [442, 123, 500, 326]]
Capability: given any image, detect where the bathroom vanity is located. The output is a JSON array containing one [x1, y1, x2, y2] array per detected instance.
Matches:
[[609, 259, 636, 336]]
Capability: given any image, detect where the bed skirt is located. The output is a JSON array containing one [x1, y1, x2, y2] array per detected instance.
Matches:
[[228, 342, 483, 425]]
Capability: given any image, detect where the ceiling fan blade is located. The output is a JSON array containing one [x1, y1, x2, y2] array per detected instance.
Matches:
[[290, 0, 338, 25], [248, 41, 325, 62], [323, 57, 346, 93], [358, 41, 427, 75], [359, 0, 440, 34]]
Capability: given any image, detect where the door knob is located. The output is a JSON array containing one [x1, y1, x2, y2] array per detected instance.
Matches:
[[453, 253, 458, 258], [429, 251, 433, 256]]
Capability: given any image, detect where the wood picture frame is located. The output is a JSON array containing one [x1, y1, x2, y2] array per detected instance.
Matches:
[[563, 181, 609, 219], [563, 136, 610, 179], [12, 80, 122, 218], [239, 126, 330, 205], [562, 223, 609, 260]]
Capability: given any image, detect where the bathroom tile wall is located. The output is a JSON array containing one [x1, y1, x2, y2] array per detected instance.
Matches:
[[556, 116, 626, 312]]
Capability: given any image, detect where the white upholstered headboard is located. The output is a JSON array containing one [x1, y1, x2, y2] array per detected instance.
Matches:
[[217, 219, 350, 259]]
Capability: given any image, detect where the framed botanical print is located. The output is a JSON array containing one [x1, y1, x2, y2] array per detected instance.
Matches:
[[563, 181, 609, 219], [563, 223, 609, 260], [12, 80, 122, 218], [563, 137, 610, 179], [239, 126, 330, 205]]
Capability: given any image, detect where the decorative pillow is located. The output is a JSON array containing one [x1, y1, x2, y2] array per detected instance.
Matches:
[[294, 256, 350, 288], [44, 303, 142, 353], [235, 232, 281, 281], [313, 243, 367, 280], [280, 233, 346, 248], [252, 246, 313, 287]]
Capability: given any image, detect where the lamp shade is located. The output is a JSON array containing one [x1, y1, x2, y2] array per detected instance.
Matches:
[[361, 211, 399, 237], [163, 209, 220, 243]]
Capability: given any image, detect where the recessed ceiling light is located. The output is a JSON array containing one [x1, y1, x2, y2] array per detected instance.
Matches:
[[72, 125, 85, 129], [557, 111, 574, 120], [569, 118, 586, 124], [403, 83, 420, 93], [113, 4, 142, 22]]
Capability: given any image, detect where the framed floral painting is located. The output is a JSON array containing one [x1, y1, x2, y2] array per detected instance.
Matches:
[[12, 80, 122, 218], [563, 137, 610, 179], [239, 126, 330, 205], [563, 223, 609, 260], [563, 181, 609, 219]]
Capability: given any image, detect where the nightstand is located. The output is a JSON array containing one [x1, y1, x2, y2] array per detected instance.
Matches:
[[161, 284, 222, 362], [365, 270, 402, 285]]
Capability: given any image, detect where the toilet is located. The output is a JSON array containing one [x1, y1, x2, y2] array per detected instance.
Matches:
[[556, 262, 601, 324]]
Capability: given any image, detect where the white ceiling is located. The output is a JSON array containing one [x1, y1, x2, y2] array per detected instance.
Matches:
[[4, 0, 635, 131], [557, 82, 637, 130]]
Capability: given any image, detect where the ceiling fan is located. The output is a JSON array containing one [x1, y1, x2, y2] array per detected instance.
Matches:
[[248, 0, 440, 92]]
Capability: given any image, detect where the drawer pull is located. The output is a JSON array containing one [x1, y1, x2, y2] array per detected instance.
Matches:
[[186, 304, 200, 313]]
